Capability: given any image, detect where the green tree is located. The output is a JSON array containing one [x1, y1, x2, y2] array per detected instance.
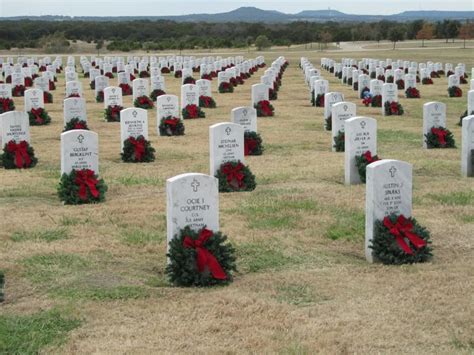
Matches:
[[254, 35, 271, 51], [388, 27, 404, 50], [95, 39, 104, 55]]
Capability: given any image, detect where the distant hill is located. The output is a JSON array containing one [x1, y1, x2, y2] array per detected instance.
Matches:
[[4, 7, 474, 23]]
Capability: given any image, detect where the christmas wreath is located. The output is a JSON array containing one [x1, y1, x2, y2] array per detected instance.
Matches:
[[161, 67, 171, 74], [183, 76, 196, 85], [139, 70, 150, 78], [174, 70, 182, 78], [237, 76, 245, 85], [218, 82, 234, 93], [43, 91, 53, 103], [343, 77, 347, 84], [355, 151, 380, 183], [129, 73, 136, 81], [386, 75, 394, 83], [119, 83, 132, 96], [377, 75, 385, 82], [244, 131, 264, 156], [230, 77, 238, 87], [360, 87, 370, 99], [438, 70, 445, 76], [201, 73, 212, 80], [96, 91, 104, 103], [12, 85, 25, 97], [353, 82, 359, 91], [5, 75, 11, 83], [166, 226, 236, 287], [199, 95, 216, 108], [458, 110, 474, 126], [422, 77, 433, 85], [134, 96, 154, 109], [182, 104, 205, 119], [425, 127, 456, 148], [64, 117, 89, 132], [24, 77, 33, 87], [57, 169, 107, 205], [1, 140, 38, 169], [28, 107, 51, 126], [67, 93, 81, 98], [104, 105, 123, 122], [269, 88, 278, 101], [104, 72, 114, 79], [325, 115, 332, 131], [48, 81, 56, 91], [255, 100, 274, 117], [405, 87, 420, 98], [83, 72, 90, 78], [0, 97, 15, 113], [372, 95, 383, 107], [337, 72, 342, 79], [347, 78, 353, 86], [448, 86, 462, 98], [446, 70, 454, 77], [333, 131, 345, 152], [314, 93, 324, 107], [430, 71, 440, 78], [159, 116, 185, 136], [89, 81, 95, 90], [370, 72, 376, 79], [150, 89, 166, 101], [460, 76, 468, 84], [211, 71, 218, 77], [370, 214, 432, 265], [121, 135, 155, 163], [396, 79, 405, 90], [216, 160, 256, 193], [384, 101, 404, 116]]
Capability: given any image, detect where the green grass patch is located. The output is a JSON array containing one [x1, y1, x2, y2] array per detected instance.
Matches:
[[378, 129, 420, 147], [51, 285, 150, 301], [11, 228, 69, 243], [120, 228, 164, 245], [428, 190, 474, 206], [0, 309, 80, 354], [324, 209, 365, 241], [115, 175, 164, 187]]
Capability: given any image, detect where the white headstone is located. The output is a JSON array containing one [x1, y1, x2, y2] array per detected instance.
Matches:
[[209, 122, 245, 176], [382, 83, 398, 115], [120, 108, 148, 150], [331, 102, 356, 152], [132, 78, 149, 101], [196, 79, 212, 97], [365, 160, 412, 263], [461, 115, 474, 177], [423, 102, 446, 149], [231, 107, 257, 132], [64, 97, 87, 124], [24, 89, 44, 112], [180, 84, 199, 109], [0, 111, 30, 148], [66, 80, 82, 97], [324, 92, 344, 119], [251, 83, 269, 107], [60, 130, 99, 175], [157, 95, 179, 120], [104, 86, 123, 108]]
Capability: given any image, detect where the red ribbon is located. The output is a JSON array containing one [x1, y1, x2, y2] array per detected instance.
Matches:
[[1, 98, 12, 112], [128, 136, 145, 161], [431, 127, 447, 146], [244, 138, 258, 155], [186, 104, 198, 118], [164, 117, 179, 127], [110, 105, 121, 119], [74, 169, 100, 201], [383, 215, 427, 255], [30, 108, 44, 124], [183, 228, 227, 280], [6, 140, 31, 168], [390, 102, 399, 114], [363, 151, 378, 164], [222, 162, 245, 188]]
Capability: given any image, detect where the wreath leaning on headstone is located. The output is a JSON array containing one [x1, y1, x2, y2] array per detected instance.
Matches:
[[63, 118, 89, 132], [166, 226, 237, 287], [244, 131, 264, 156], [425, 127, 456, 148], [0, 97, 15, 113], [57, 169, 107, 205], [104, 105, 123, 122], [121, 135, 156, 163], [333, 131, 345, 152], [355, 151, 381, 183], [28, 107, 51, 126], [216, 160, 256, 193], [458, 110, 474, 126], [159, 116, 185, 136], [370, 214, 432, 265], [1, 140, 38, 169]]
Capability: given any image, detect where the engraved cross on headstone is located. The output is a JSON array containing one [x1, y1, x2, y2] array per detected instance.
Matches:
[[225, 127, 232, 135], [77, 134, 84, 143], [389, 166, 397, 177], [191, 178, 200, 192]]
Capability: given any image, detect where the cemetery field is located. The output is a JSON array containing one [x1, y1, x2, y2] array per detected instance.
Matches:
[[1, 48, 473, 353]]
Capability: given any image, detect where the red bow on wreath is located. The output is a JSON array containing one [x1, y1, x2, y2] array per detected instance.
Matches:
[[74, 121, 87, 129], [1, 98, 11, 112], [128, 136, 145, 161], [164, 118, 179, 128], [363, 151, 378, 164], [383, 215, 427, 255], [431, 127, 447, 146], [74, 169, 100, 201], [6, 140, 31, 168], [244, 138, 258, 155], [110, 105, 121, 118], [30, 108, 44, 124], [222, 162, 245, 188], [390, 102, 399, 114], [187, 105, 198, 118], [183, 228, 227, 280]]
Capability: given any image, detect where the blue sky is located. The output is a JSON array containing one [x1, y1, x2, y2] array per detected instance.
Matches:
[[1, 0, 472, 17]]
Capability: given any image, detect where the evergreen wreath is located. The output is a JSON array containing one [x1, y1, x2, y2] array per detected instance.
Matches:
[[0, 97, 15, 113], [96, 91, 104, 103], [150, 89, 166, 101], [377, 75, 385, 82], [121, 135, 156, 163], [355, 151, 380, 183], [448, 86, 462, 97], [119, 83, 132, 96], [424, 127, 456, 148], [405, 87, 420, 98], [353, 82, 359, 91], [43, 91, 53, 103], [458, 110, 474, 126], [386, 75, 394, 83], [396, 79, 405, 90], [384, 101, 404, 116], [370, 214, 432, 265], [325, 115, 332, 131], [1, 140, 38, 169], [67, 93, 81, 98], [64, 118, 89, 132], [315, 93, 325, 107], [460, 76, 468, 84], [254, 100, 274, 117], [347, 78, 353, 86], [216, 160, 256, 193], [230, 77, 238, 87], [446, 70, 454, 77], [218, 82, 234, 93], [166, 226, 237, 287], [161, 67, 171, 74], [174, 70, 182, 78], [57, 169, 107, 205], [438, 70, 445, 75], [430, 71, 440, 78], [422, 77, 433, 85], [104, 72, 114, 79], [12, 85, 25, 97], [199, 95, 216, 108], [269, 88, 278, 100], [183, 76, 196, 85], [370, 72, 376, 79], [28, 107, 51, 126], [104, 105, 123, 122], [333, 131, 345, 152], [139, 70, 150, 78], [134, 96, 154, 109], [24, 77, 33, 87], [89, 81, 95, 90], [244, 131, 264, 156], [48, 81, 56, 91], [182, 104, 205, 119], [159, 116, 185, 136], [201, 73, 212, 80]]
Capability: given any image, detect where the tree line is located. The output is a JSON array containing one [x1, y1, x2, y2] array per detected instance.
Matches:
[[0, 19, 471, 52]]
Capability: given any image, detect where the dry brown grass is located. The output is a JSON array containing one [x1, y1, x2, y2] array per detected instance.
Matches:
[[0, 47, 473, 354]]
